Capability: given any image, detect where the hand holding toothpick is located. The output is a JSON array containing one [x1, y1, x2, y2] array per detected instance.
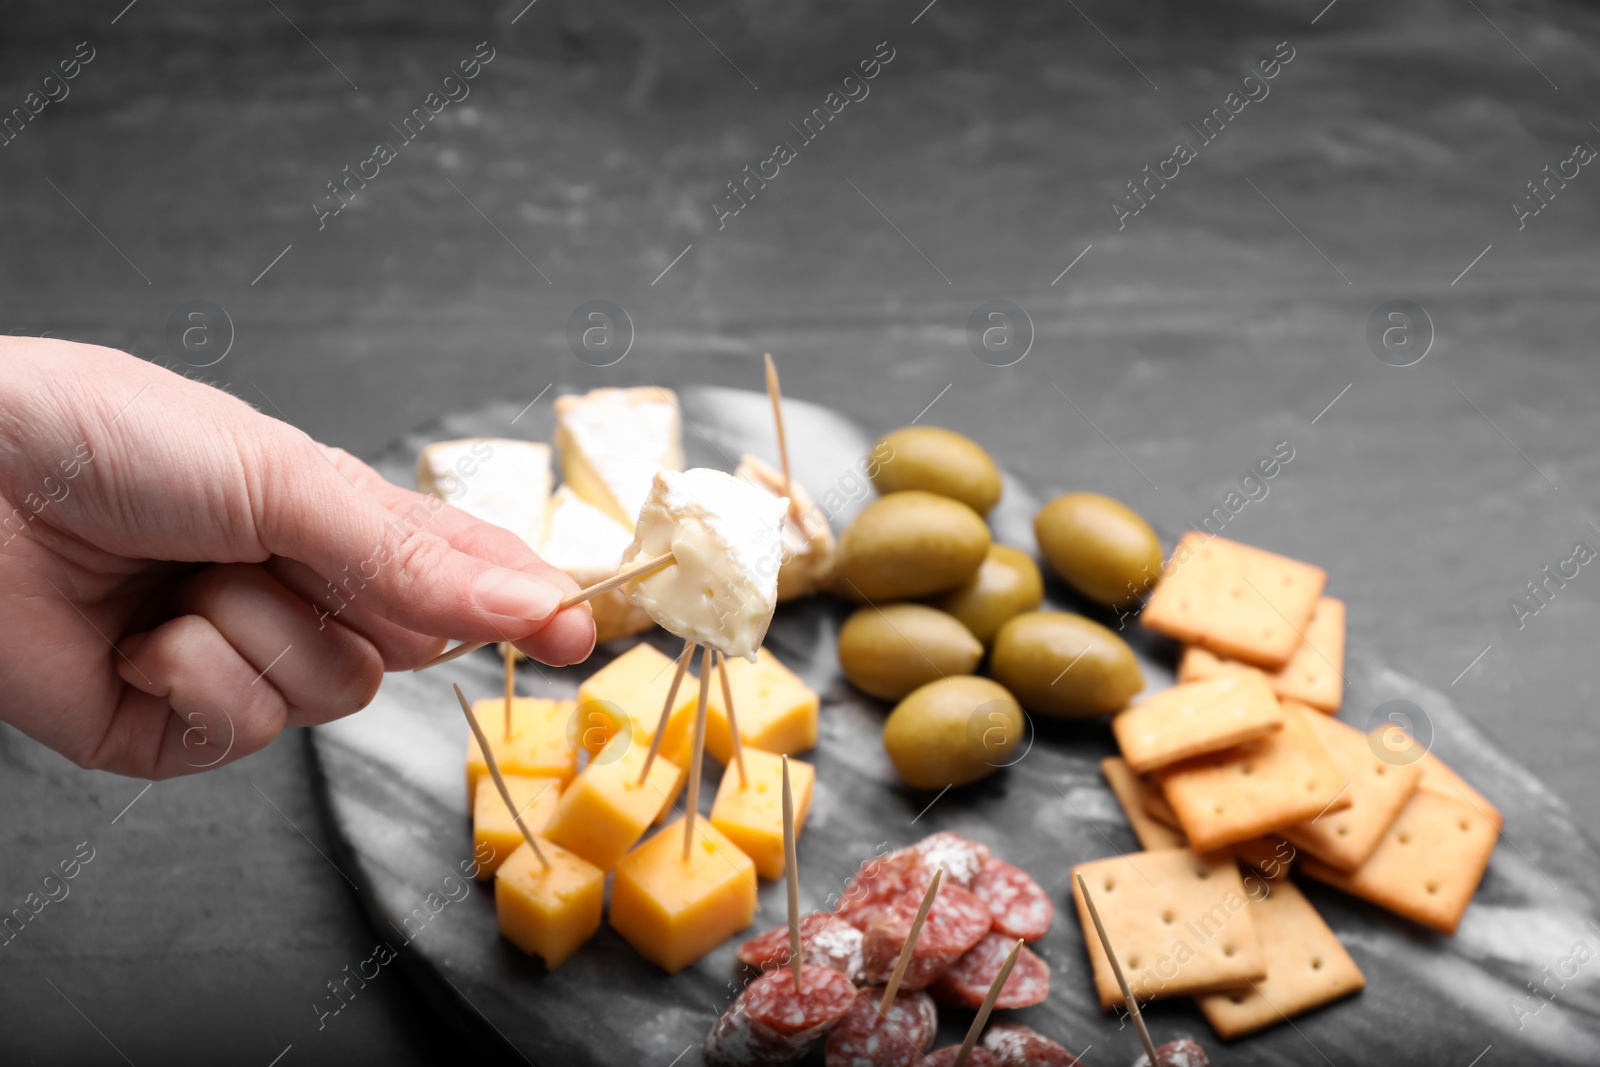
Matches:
[[416, 551, 677, 670]]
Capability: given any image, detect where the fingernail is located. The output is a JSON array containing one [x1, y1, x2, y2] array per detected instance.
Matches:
[[472, 568, 562, 621]]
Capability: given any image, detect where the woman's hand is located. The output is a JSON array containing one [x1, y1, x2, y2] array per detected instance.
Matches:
[[0, 338, 594, 779]]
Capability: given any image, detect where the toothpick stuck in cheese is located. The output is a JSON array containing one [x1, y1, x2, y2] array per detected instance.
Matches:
[[621, 468, 786, 661]]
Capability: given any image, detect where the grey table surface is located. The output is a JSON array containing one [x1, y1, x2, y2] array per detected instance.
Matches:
[[2, 0, 1598, 1064]]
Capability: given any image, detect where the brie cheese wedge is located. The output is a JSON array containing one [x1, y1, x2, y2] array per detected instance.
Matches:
[[621, 468, 786, 661], [735, 453, 835, 602], [554, 387, 684, 529], [415, 438, 552, 548], [538, 486, 654, 644]]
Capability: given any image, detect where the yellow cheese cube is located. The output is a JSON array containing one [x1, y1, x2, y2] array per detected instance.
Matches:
[[705, 648, 818, 763], [465, 697, 577, 800], [472, 776, 562, 880], [494, 840, 605, 970], [710, 750, 814, 879], [542, 734, 686, 871], [610, 818, 758, 973], [577, 643, 700, 765]]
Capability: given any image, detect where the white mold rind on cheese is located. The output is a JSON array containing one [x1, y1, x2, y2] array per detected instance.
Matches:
[[553, 387, 684, 529], [415, 438, 552, 549], [735, 452, 835, 602], [621, 468, 786, 661], [539, 486, 654, 643]]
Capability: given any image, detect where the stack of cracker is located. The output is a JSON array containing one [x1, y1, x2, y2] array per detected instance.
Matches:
[[1072, 533, 1502, 1041]]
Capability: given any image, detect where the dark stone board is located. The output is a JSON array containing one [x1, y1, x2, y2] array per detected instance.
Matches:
[[311, 387, 1600, 1066]]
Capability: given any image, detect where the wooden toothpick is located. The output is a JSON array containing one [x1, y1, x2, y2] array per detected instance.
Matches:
[[763, 354, 796, 519], [454, 684, 548, 869], [502, 642, 516, 741], [1077, 872, 1160, 1067], [878, 867, 943, 1015], [415, 551, 678, 670], [715, 651, 747, 786], [951, 938, 1023, 1067], [682, 645, 713, 861], [638, 639, 696, 786], [782, 754, 802, 994]]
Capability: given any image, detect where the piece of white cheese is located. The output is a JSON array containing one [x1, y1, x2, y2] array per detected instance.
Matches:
[[553, 387, 684, 529], [538, 486, 653, 643], [735, 453, 835, 602], [621, 468, 786, 661], [415, 439, 551, 548]]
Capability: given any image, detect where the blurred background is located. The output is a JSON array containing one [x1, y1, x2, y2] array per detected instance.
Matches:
[[2, 0, 1599, 1063]]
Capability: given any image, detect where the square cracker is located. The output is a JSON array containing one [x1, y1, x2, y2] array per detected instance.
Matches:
[[1137, 777, 1301, 879], [1102, 757, 1188, 851], [1114, 673, 1284, 774], [1180, 597, 1347, 713], [1195, 879, 1365, 1038], [1302, 788, 1497, 935], [1159, 700, 1349, 853], [1416, 751, 1503, 832], [1280, 712, 1422, 871], [1366, 727, 1504, 831], [1072, 849, 1266, 1009], [1142, 533, 1328, 669]]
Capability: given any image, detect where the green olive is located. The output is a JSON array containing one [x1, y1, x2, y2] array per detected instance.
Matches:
[[990, 611, 1143, 718], [883, 676, 1024, 789], [834, 491, 991, 601], [838, 605, 984, 701], [870, 427, 1003, 515], [1033, 492, 1164, 607], [928, 544, 1045, 646]]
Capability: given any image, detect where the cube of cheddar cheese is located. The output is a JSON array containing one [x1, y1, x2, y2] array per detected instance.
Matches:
[[465, 698, 578, 800], [472, 775, 562, 880], [710, 750, 814, 880], [610, 818, 758, 974], [494, 839, 605, 970], [542, 734, 686, 871], [704, 648, 818, 764], [577, 643, 700, 766]]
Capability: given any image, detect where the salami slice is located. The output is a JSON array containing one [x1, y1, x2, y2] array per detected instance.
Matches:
[[738, 913, 867, 984], [862, 884, 992, 990], [930, 932, 1050, 1010], [980, 1022, 1083, 1066], [911, 831, 992, 889], [836, 847, 924, 929], [924, 1047, 1002, 1067], [973, 858, 1054, 941], [836, 834, 992, 929], [1129, 1038, 1211, 1067], [705, 966, 859, 1067], [823, 987, 937, 1067]]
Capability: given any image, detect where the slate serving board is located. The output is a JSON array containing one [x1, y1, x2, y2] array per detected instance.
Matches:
[[310, 386, 1600, 1066]]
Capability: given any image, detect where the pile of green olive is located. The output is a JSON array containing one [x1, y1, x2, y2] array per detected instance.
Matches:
[[831, 425, 1162, 790]]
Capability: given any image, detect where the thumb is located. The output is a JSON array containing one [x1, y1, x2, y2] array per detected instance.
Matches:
[[253, 432, 577, 648]]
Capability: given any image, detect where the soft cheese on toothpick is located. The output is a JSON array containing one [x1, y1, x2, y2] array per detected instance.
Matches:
[[538, 486, 654, 643], [622, 468, 786, 661], [415, 439, 552, 548], [736, 453, 835, 601], [554, 387, 684, 529]]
